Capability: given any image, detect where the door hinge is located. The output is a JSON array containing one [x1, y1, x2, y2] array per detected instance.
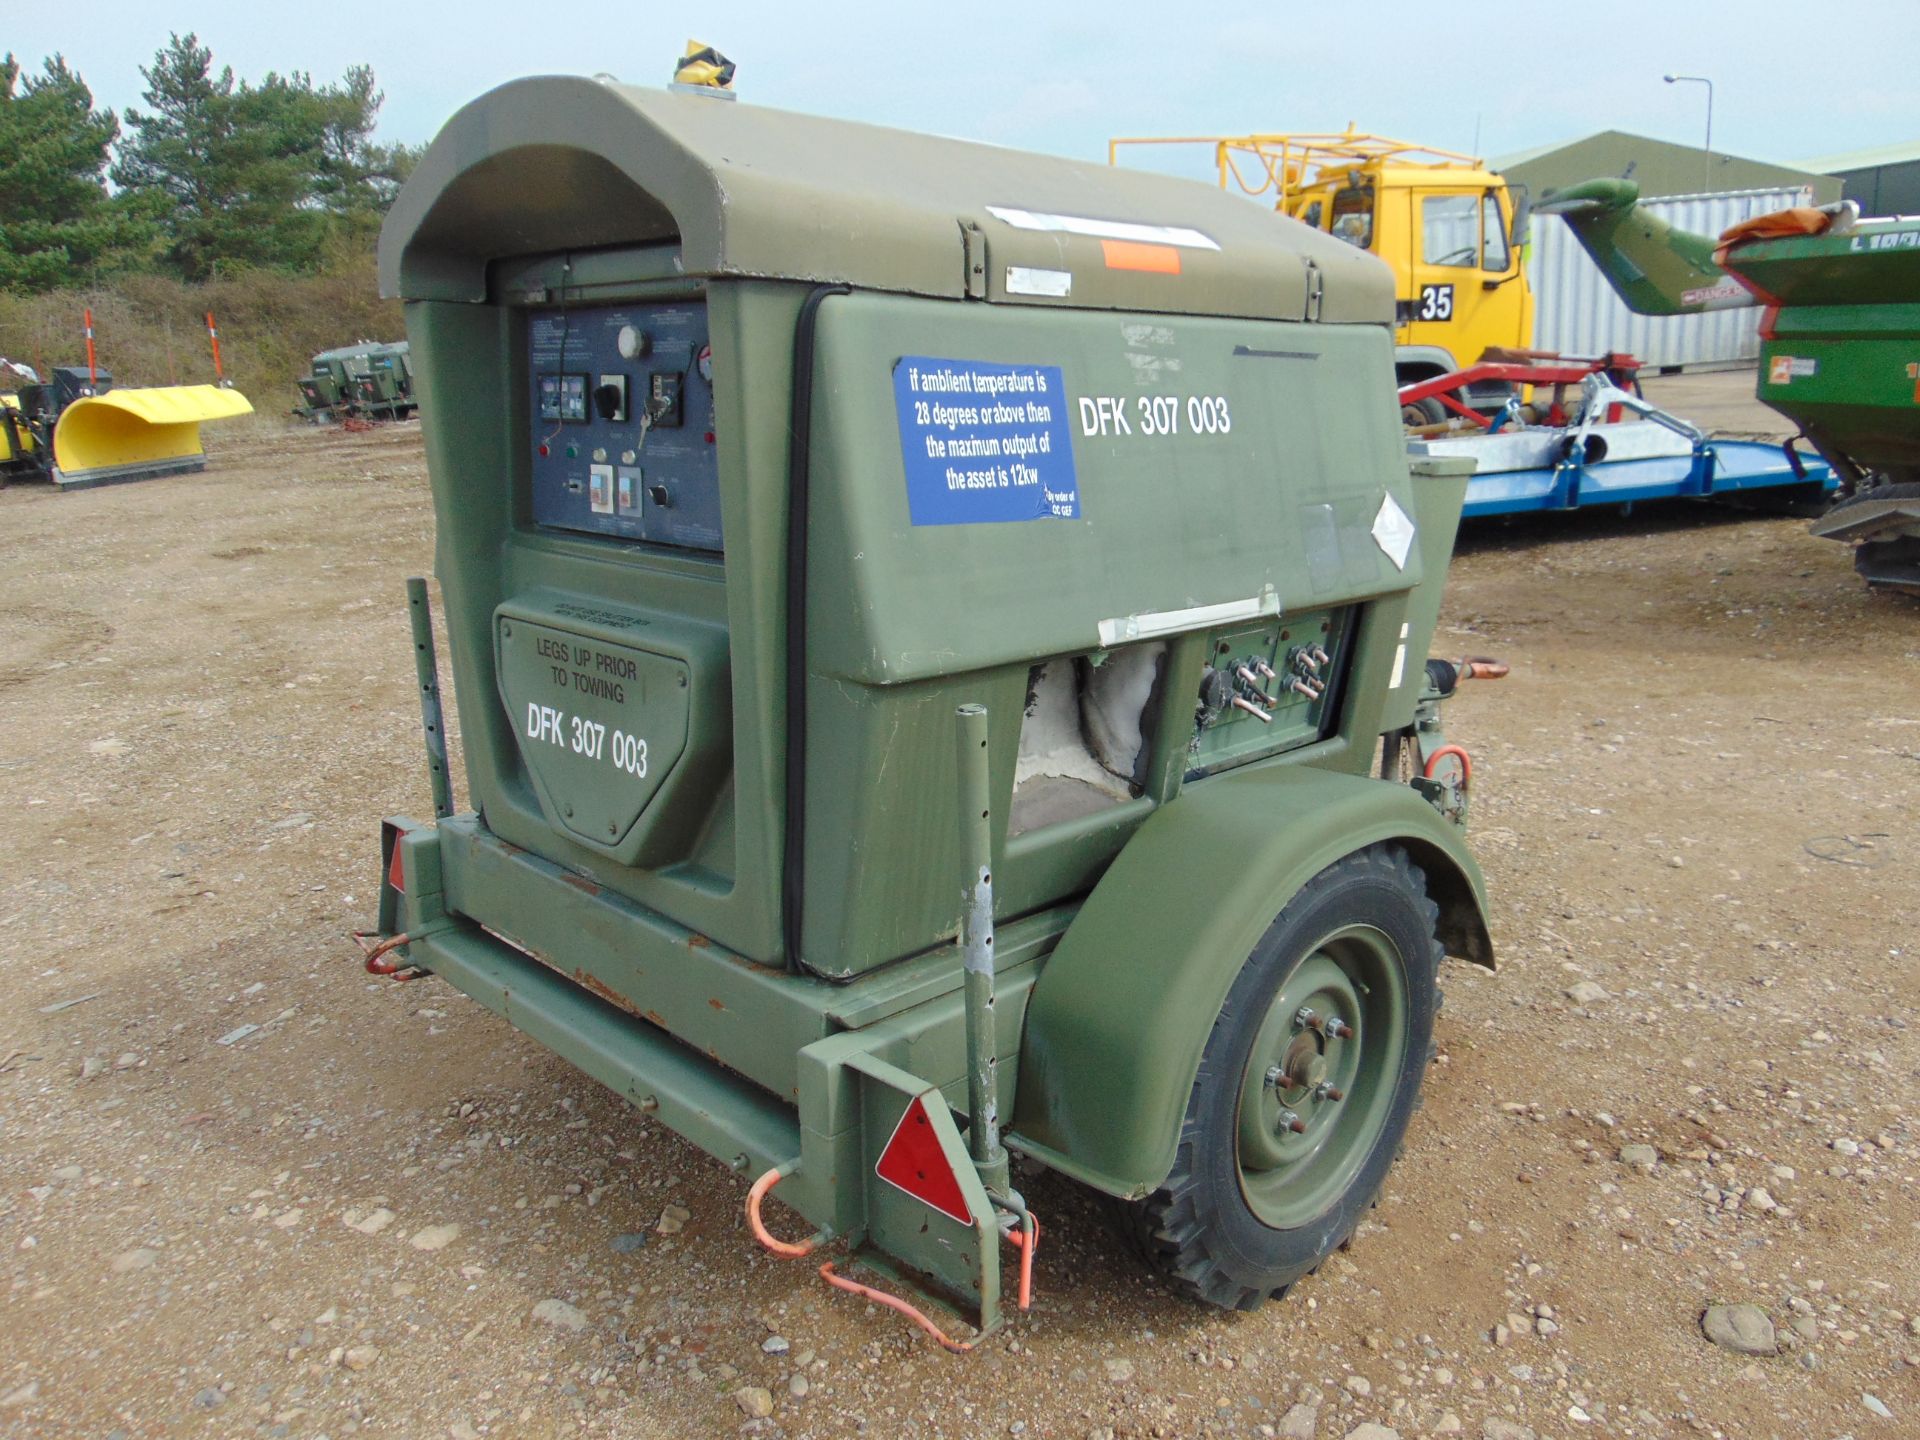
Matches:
[[1304, 259, 1324, 322], [961, 221, 988, 300]]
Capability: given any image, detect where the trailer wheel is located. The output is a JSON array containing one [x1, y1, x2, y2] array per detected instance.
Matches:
[[1400, 396, 1447, 427], [1123, 845, 1441, 1310]]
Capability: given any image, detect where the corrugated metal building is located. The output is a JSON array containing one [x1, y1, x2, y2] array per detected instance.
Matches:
[[1802, 141, 1920, 218], [1526, 187, 1812, 371]]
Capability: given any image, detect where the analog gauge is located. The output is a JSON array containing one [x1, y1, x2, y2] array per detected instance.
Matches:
[[696, 344, 713, 383], [616, 324, 649, 360]]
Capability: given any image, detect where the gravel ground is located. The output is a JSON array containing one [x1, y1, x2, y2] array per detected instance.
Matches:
[[1, 373, 1916, 1440]]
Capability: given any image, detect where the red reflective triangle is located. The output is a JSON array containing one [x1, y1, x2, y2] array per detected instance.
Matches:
[[387, 842, 405, 894], [874, 1095, 972, 1225]]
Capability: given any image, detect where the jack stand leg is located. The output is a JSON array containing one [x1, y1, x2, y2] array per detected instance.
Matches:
[[406, 577, 455, 820], [954, 703, 1009, 1197]]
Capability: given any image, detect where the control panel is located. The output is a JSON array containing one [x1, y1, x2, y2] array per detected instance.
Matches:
[[527, 300, 721, 552], [1188, 608, 1350, 773]]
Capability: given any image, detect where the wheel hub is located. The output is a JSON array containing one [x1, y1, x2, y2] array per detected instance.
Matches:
[[1266, 1033, 1328, 1097], [1233, 926, 1409, 1229]]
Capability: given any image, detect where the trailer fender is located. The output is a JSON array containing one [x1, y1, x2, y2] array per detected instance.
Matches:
[[1009, 763, 1491, 1201]]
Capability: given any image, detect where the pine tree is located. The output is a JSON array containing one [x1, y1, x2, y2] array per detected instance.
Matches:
[[0, 54, 154, 290], [113, 34, 397, 280]]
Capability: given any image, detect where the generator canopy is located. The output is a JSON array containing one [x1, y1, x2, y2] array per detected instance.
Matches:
[[311, 341, 406, 366], [379, 76, 1392, 324]]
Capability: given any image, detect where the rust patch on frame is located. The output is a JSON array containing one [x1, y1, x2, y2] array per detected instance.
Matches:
[[571, 967, 648, 1023]]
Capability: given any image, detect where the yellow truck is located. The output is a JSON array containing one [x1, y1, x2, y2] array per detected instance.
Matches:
[[1109, 131, 1534, 421]]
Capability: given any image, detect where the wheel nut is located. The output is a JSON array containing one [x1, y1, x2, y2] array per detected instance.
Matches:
[[1293, 1007, 1317, 1031], [1314, 1082, 1345, 1102], [1278, 1110, 1308, 1135], [1326, 1019, 1354, 1040], [1264, 1065, 1287, 1090]]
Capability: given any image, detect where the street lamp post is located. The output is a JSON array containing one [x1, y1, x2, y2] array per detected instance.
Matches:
[[1664, 74, 1714, 192]]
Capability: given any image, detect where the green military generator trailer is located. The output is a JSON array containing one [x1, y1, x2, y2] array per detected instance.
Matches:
[[365, 75, 1495, 1342], [295, 340, 415, 422]]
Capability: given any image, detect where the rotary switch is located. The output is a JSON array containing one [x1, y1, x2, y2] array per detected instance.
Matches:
[[593, 378, 627, 422]]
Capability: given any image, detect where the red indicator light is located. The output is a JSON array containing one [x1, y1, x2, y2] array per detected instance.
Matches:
[[387, 842, 405, 894], [538, 444, 550, 457], [704, 431, 715, 444]]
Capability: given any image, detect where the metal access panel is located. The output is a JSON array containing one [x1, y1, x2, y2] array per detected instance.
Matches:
[[527, 300, 721, 551]]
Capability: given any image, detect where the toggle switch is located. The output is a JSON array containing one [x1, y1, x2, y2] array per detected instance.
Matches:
[[1234, 664, 1277, 707]]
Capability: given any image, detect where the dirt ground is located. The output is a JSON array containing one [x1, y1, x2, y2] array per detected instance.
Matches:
[[2, 372, 1916, 1440]]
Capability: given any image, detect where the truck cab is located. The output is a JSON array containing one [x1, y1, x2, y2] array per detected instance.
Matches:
[[1112, 132, 1534, 416]]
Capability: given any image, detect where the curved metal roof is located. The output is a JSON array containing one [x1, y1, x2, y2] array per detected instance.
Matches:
[[380, 76, 1392, 325]]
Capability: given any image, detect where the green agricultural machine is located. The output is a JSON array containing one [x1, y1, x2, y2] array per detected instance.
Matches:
[[294, 340, 415, 422], [1541, 178, 1920, 593], [363, 75, 1497, 1343]]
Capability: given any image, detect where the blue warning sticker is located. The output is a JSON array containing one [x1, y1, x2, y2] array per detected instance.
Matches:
[[893, 356, 1079, 526]]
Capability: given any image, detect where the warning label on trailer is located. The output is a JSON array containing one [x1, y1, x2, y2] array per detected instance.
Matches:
[[893, 356, 1079, 525], [1768, 355, 1818, 385]]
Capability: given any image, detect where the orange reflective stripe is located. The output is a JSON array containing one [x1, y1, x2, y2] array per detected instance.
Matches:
[[1100, 239, 1181, 274]]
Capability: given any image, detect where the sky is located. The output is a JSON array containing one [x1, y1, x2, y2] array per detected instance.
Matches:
[[11, 1, 1915, 175]]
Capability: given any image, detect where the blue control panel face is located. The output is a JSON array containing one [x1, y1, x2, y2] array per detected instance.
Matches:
[[527, 301, 721, 552]]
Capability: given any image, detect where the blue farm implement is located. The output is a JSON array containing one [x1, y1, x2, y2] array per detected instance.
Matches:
[[1400, 356, 1834, 518]]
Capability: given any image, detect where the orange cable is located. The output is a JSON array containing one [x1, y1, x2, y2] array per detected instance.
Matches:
[[746, 1167, 822, 1259], [1423, 744, 1473, 788], [1006, 1214, 1040, 1311], [819, 1263, 975, 1354]]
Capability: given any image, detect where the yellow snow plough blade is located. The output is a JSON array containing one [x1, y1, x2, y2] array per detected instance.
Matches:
[[50, 384, 253, 488]]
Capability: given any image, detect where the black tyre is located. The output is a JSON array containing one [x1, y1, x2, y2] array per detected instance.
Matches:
[[1401, 396, 1448, 427], [1122, 845, 1442, 1310]]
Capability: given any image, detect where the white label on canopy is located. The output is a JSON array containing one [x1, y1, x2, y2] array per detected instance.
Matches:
[[1005, 266, 1073, 298], [986, 206, 1221, 251], [1097, 588, 1280, 647], [1372, 492, 1417, 571]]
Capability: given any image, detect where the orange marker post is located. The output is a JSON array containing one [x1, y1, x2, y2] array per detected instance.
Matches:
[[206, 312, 226, 385]]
